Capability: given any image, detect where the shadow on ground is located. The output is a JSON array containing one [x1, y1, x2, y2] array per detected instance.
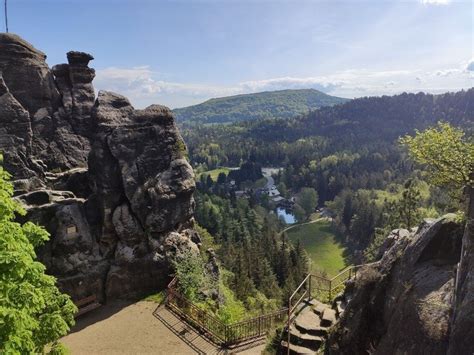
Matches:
[[152, 304, 267, 354], [68, 300, 135, 334]]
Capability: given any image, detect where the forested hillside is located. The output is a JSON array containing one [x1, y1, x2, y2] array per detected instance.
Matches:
[[183, 89, 473, 172], [173, 89, 348, 124], [183, 88, 473, 256]]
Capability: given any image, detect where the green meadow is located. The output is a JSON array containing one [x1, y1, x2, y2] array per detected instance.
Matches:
[[286, 220, 348, 277], [198, 167, 231, 181]]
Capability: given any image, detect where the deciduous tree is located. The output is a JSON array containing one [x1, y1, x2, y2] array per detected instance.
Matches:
[[0, 159, 76, 354]]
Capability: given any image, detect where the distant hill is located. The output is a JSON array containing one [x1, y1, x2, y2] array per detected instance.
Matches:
[[183, 88, 474, 172], [173, 89, 349, 124]]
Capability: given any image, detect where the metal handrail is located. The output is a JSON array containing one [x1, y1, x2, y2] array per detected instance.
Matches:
[[165, 277, 289, 346], [285, 263, 372, 354], [165, 262, 371, 349]]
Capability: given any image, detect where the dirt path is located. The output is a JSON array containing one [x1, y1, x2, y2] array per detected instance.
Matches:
[[62, 301, 265, 355], [279, 217, 327, 235]]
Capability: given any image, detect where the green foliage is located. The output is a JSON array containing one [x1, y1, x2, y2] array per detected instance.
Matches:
[[194, 190, 306, 307], [174, 89, 348, 124], [48, 341, 70, 355], [184, 92, 473, 315], [293, 204, 306, 223], [198, 167, 231, 182], [0, 161, 77, 354], [296, 187, 319, 220], [175, 138, 187, 155], [195, 224, 219, 255], [364, 227, 389, 262], [397, 179, 422, 228], [216, 271, 246, 324], [286, 220, 347, 277], [143, 291, 165, 304], [172, 250, 211, 302], [400, 122, 474, 190]]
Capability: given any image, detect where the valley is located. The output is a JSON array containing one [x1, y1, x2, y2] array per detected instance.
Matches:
[[286, 219, 347, 277], [1, 5, 473, 353]]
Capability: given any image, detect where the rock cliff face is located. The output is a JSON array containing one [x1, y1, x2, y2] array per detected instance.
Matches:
[[328, 213, 467, 354], [449, 179, 474, 355], [0, 33, 200, 302]]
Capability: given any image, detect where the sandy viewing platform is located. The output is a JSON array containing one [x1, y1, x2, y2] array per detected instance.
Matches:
[[62, 301, 265, 355]]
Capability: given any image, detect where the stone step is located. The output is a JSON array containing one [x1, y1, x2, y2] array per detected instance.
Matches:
[[309, 299, 329, 316], [335, 300, 344, 317], [294, 308, 321, 334], [321, 308, 337, 327], [287, 325, 323, 348], [280, 340, 316, 355], [311, 302, 329, 317]]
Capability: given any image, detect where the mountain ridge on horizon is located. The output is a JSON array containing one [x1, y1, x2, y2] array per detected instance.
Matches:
[[173, 88, 349, 124]]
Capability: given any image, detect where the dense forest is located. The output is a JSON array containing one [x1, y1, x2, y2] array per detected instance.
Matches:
[[173, 89, 348, 124], [183, 89, 473, 259]]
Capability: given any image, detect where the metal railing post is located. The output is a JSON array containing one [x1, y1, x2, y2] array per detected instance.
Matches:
[[308, 274, 312, 301], [287, 302, 290, 355], [329, 279, 332, 301]]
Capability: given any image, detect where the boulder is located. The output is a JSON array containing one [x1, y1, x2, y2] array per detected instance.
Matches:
[[328, 215, 464, 355], [92, 90, 134, 125]]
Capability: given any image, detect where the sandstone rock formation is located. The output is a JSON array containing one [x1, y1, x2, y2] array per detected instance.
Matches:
[[449, 178, 474, 355], [0, 33, 92, 173], [0, 33, 200, 302], [328, 215, 465, 354]]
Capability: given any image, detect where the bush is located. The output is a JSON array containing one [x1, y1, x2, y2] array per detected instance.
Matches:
[[173, 250, 211, 302]]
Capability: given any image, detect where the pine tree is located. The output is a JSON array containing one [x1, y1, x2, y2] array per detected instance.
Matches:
[[397, 179, 422, 228], [258, 260, 281, 299], [342, 193, 353, 231]]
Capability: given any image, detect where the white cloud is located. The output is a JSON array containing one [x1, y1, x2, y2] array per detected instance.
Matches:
[[420, 0, 452, 5], [94, 63, 474, 108], [466, 59, 474, 71], [435, 68, 462, 77], [238, 76, 345, 93]]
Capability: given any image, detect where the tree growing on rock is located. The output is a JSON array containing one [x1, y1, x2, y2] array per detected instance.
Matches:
[[401, 123, 474, 352], [400, 122, 473, 193], [397, 179, 422, 229], [0, 157, 76, 354]]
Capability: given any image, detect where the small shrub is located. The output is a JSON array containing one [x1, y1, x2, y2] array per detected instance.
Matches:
[[173, 250, 210, 302], [143, 291, 165, 304]]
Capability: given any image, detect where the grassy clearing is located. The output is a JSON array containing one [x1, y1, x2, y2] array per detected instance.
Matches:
[[198, 167, 231, 181], [286, 220, 347, 277]]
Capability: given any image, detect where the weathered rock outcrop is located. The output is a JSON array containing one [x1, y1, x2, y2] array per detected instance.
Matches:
[[449, 179, 474, 355], [328, 215, 465, 354], [1, 33, 199, 302], [0, 33, 60, 117], [0, 74, 37, 179], [0, 33, 92, 172]]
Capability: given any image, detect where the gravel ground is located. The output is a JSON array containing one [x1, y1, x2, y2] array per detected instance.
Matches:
[[62, 300, 266, 355]]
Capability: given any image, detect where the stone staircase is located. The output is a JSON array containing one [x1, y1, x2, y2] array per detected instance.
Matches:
[[280, 299, 342, 354]]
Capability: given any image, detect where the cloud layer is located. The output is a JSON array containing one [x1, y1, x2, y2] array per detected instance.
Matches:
[[94, 62, 474, 109], [420, 0, 452, 5]]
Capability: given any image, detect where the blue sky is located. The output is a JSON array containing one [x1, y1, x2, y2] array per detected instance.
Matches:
[[8, 0, 474, 108]]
